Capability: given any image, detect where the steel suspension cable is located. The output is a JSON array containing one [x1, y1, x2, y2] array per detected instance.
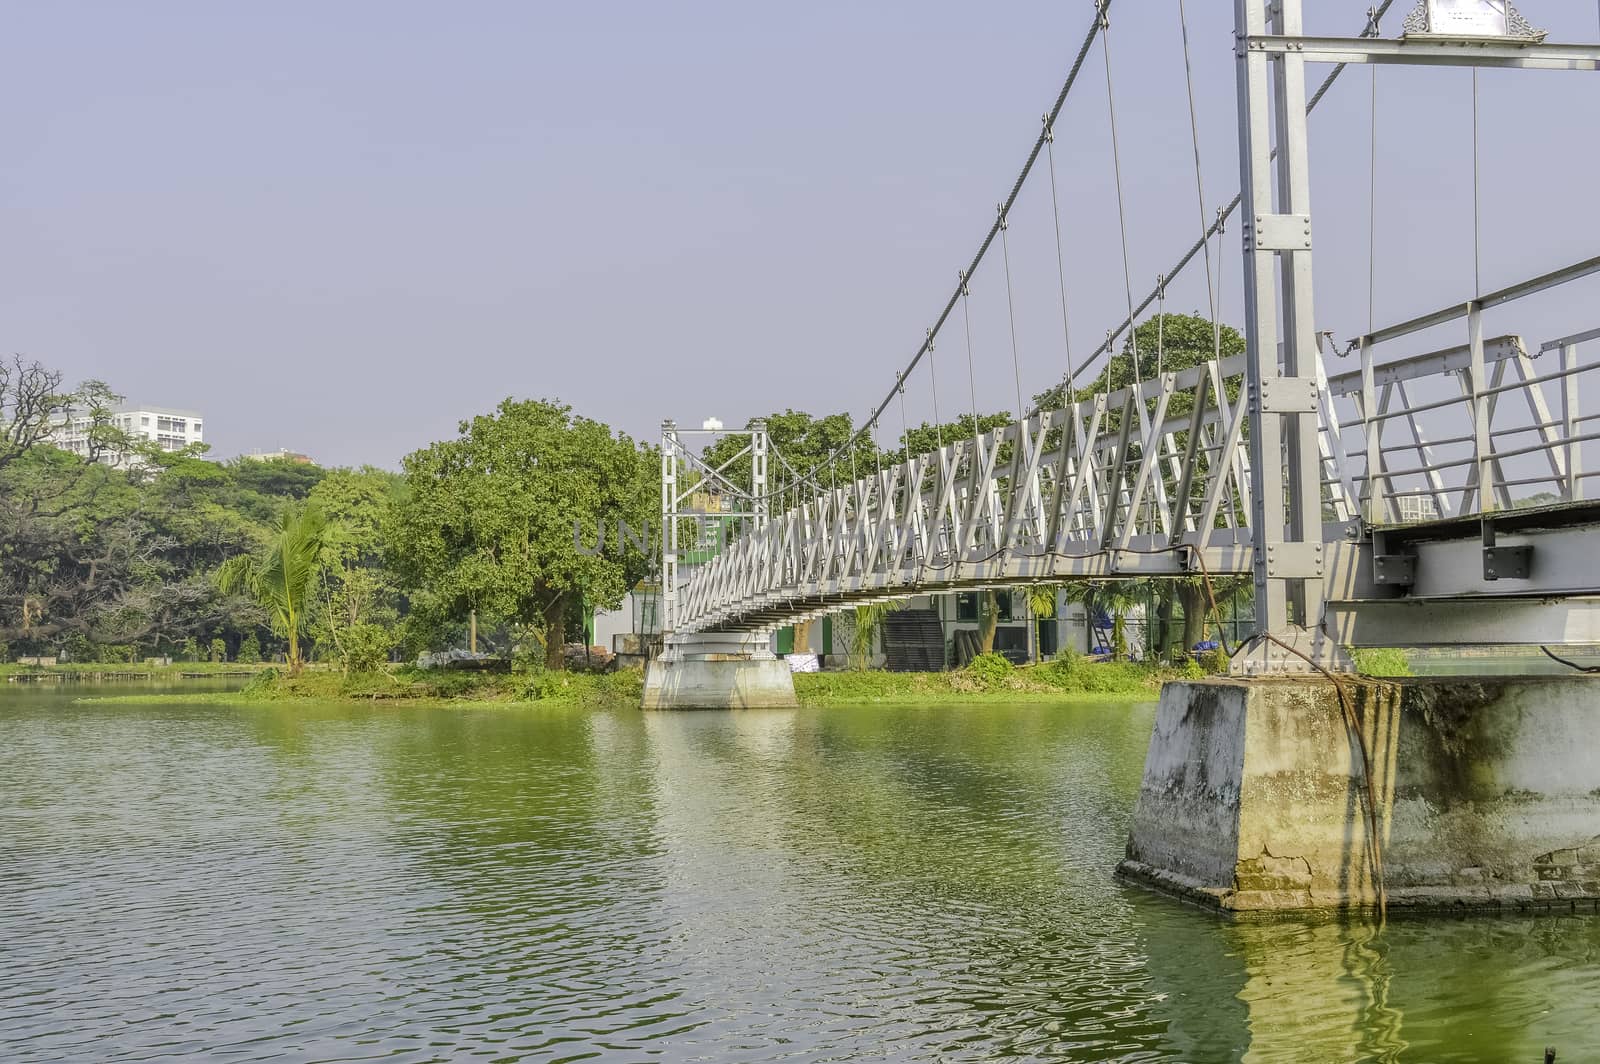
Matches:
[[897, 384, 909, 463], [1157, 273, 1166, 377], [1043, 118, 1080, 515], [1472, 69, 1483, 298], [1214, 206, 1227, 362], [1368, 7, 1380, 335], [766, 4, 1113, 500], [1176, 0, 1218, 348], [961, 273, 981, 450], [1035, 0, 1401, 411], [1099, 1, 1143, 390], [999, 210, 1027, 427], [926, 329, 944, 451], [1043, 121, 1077, 393]]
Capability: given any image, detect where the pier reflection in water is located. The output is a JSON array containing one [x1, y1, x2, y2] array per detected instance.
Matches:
[[1, 687, 1595, 1061]]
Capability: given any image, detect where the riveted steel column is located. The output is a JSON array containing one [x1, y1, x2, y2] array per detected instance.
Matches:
[[1273, 0, 1325, 631], [1236, 0, 1297, 636]]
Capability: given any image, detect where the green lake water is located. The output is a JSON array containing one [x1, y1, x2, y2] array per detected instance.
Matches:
[[2, 684, 1597, 1062]]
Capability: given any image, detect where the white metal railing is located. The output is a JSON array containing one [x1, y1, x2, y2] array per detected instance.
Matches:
[[672, 318, 1594, 634]]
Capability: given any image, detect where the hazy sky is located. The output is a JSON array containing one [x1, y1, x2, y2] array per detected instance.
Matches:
[[4, 2, 1598, 468]]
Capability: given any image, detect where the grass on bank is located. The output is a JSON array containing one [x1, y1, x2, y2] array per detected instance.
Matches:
[[0, 660, 272, 679], [69, 646, 1411, 709], [73, 664, 647, 708], [72, 650, 1198, 709], [794, 652, 1195, 706]]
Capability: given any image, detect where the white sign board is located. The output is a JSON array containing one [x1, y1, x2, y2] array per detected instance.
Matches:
[[1425, 0, 1512, 36]]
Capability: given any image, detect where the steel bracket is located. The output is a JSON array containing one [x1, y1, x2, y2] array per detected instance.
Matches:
[[1257, 375, 1319, 414], [1246, 212, 1313, 252], [1481, 517, 1533, 581], [1369, 527, 1417, 588], [1263, 541, 1324, 578], [1373, 554, 1417, 587]]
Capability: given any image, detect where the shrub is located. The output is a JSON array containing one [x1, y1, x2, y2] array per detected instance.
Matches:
[[1352, 647, 1411, 677], [180, 637, 200, 662], [238, 633, 262, 664], [965, 652, 1015, 688], [242, 667, 280, 696], [520, 668, 644, 704], [210, 638, 227, 663], [522, 670, 566, 701], [1202, 644, 1231, 675], [1033, 656, 1075, 689], [339, 623, 394, 675]]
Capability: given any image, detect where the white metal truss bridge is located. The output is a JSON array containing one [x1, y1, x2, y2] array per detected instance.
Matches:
[[657, 1, 1600, 672]]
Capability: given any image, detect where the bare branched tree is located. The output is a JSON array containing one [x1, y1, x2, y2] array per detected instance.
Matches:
[[0, 356, 70, 472]]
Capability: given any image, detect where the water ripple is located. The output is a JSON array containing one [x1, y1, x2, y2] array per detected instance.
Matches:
[[2, 691, 1598, 1061]]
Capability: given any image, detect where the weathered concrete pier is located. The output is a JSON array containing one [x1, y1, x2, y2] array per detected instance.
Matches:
[[1118, 676, 1600, 915], [641, 631, 797, 710]]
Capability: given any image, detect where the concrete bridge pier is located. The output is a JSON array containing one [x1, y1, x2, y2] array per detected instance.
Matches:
[[642, 631, 797, 710], [1119, 676, 1600, 915]]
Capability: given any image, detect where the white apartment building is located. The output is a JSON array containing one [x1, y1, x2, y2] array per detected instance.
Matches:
[[48, 403, 205, 467]]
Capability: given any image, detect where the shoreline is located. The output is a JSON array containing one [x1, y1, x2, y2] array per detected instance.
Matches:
[[64, 657, 1183, 709]]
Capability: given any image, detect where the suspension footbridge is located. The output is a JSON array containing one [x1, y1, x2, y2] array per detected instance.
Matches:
[[646, 0, 1600, 707]]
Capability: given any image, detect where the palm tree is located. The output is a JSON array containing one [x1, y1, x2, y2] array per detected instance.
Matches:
[[1062, 579, 1148, 660], [849, 601, 900, 670], [216, 502, 328, 675], [1024, 584, 1060, 662]]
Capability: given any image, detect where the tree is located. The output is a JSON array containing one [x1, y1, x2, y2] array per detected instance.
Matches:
[[848, 602, 899, 670], [215, 503, 328, 675], [388, 399, 654, 670], [1, 357, 71, 473], [1063, 580, 1148, 660], [884, 411, 1014, 466], [1025, 584, 1059, 663], [976, 590, 1001, 656], [307, 467, 404, 664], [1033, 312, 1247, 411], [0, 445, 188, 649], [229, 456, 327, 502]]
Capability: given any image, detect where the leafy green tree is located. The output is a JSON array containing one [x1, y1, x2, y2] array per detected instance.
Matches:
[[1063, 580, 1148, 661], [334, 623, 393, 675], [308, 467, 404, 659], [210, 637, 227, 663], [238, 631, 262, 664], [1034, 312, 1246, 410], [701, 409, 874, 492], [884, 411, 1014, 466], [848, 602, 900, 670], [229, 457, 327, 502], [215, 503, 328, 675], [1025, 584, 1060, 663], [388, 399, 654, 670]]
